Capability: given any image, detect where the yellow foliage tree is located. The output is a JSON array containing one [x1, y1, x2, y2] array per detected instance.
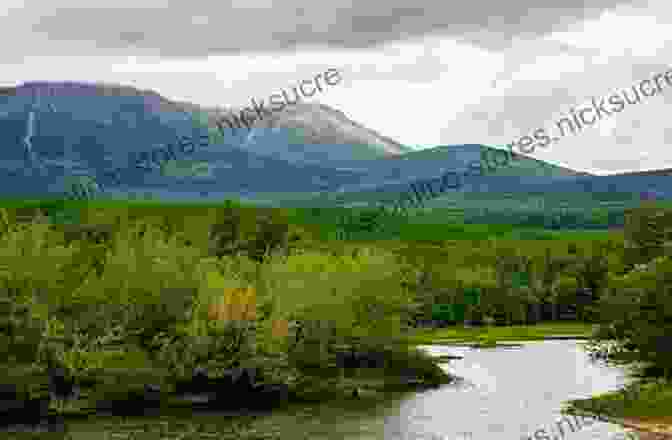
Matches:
[[207, 285, 257, 322]]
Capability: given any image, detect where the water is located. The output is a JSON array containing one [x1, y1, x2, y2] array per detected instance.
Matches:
[[59, 340, 639, 439], [410, 341, 638, 440]]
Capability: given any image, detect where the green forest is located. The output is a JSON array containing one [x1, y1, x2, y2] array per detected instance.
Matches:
[[1, 197, 671, 433]]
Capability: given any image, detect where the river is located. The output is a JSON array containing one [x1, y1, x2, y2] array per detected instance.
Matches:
[[54, 340, 639, 440]]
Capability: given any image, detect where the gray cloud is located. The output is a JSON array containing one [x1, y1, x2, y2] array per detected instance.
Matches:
[[7, 0, 638, 58]]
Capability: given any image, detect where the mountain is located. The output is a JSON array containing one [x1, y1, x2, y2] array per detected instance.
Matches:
[[270, 144, 672, 210], [270, 144, 593, 207], [605, 168, 672, 177], [229, 102, 414, 163], [0, 80, 669, 210], [0, 82, 370, 200]]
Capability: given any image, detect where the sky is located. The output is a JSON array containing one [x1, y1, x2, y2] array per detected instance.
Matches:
[[1, 0, 671, 175]]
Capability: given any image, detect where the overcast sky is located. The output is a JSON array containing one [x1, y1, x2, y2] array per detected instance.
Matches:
[[1, 0, 670, 174]]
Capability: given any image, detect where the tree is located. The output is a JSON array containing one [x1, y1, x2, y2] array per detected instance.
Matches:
[[209, 202, 243, 258], [624, 205, 672, 266], [534, 248, 574, 321], [492, 249, 537, 325], [564, 242, 610, 321], [336, 208, 387, 240], [248, 210, 289, 262], [257, 248, 417, 379], [595, 256, 672, 378]]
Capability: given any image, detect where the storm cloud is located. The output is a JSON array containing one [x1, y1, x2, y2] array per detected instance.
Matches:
[[5, 0, 637, 58]]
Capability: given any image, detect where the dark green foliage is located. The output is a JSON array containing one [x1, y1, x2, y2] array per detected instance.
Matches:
[[594, 276, 672, 378], [208, 202, 290, 261], [209, 203, 242, 258], [248, 210, 290, 262], [0, 296, 44, 365], [8, 195, 657, 421], [432, 304, 465, 322], [381, 345, 450, 386], [123, 288, 197, 352], [334, 208, 380, 240], [578, 246, 610, 293], [464, 206, 625, 230], [59, 223, 115, 247], [591, 205, 672, 378], [624, 205, 672, 266], [0, 198, 461, 421]]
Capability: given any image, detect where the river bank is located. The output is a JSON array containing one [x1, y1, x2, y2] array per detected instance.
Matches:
[[565, 379, 672, 440], [0, 376, 450, 439], [404, 321, 594, 345], [3, 339, 638, 440], [1, 344, 454, 436], [565, 411, 672, 440]]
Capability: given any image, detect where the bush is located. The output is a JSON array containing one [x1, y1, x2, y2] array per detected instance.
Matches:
[[0, 204, 452, 409], [208, 203, 290, 262], [255, 247, 420, 378], [595, 256, 672, 377], [624, 205, 672, 266]]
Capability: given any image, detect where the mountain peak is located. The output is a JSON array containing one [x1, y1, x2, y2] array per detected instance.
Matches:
[[223, 101, 414, 163]]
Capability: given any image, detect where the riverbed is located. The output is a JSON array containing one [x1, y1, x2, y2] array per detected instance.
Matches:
[[57, 340, 640, 440]]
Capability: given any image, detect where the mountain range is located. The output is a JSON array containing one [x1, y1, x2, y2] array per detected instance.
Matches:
[[0, 81, 668, 210]]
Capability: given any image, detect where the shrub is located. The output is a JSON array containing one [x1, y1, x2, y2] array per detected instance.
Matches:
[[0, 204, 452, 405], [623, 205, 672, 266], [253, 246, 420, 380], [595, 255, 672, 377], [208, 203, 290, 262]]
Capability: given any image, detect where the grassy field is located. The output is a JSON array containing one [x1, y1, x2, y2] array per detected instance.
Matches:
[[405, 322, 595, 345]]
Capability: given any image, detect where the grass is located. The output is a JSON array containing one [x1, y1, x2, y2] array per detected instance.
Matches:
[[472, 334, 498, 348], [405, 321, 595, 345], [565, 379, 672, 425]]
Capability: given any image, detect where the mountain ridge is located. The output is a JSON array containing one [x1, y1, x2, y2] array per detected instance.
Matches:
[[0, 80, 669, 208]]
